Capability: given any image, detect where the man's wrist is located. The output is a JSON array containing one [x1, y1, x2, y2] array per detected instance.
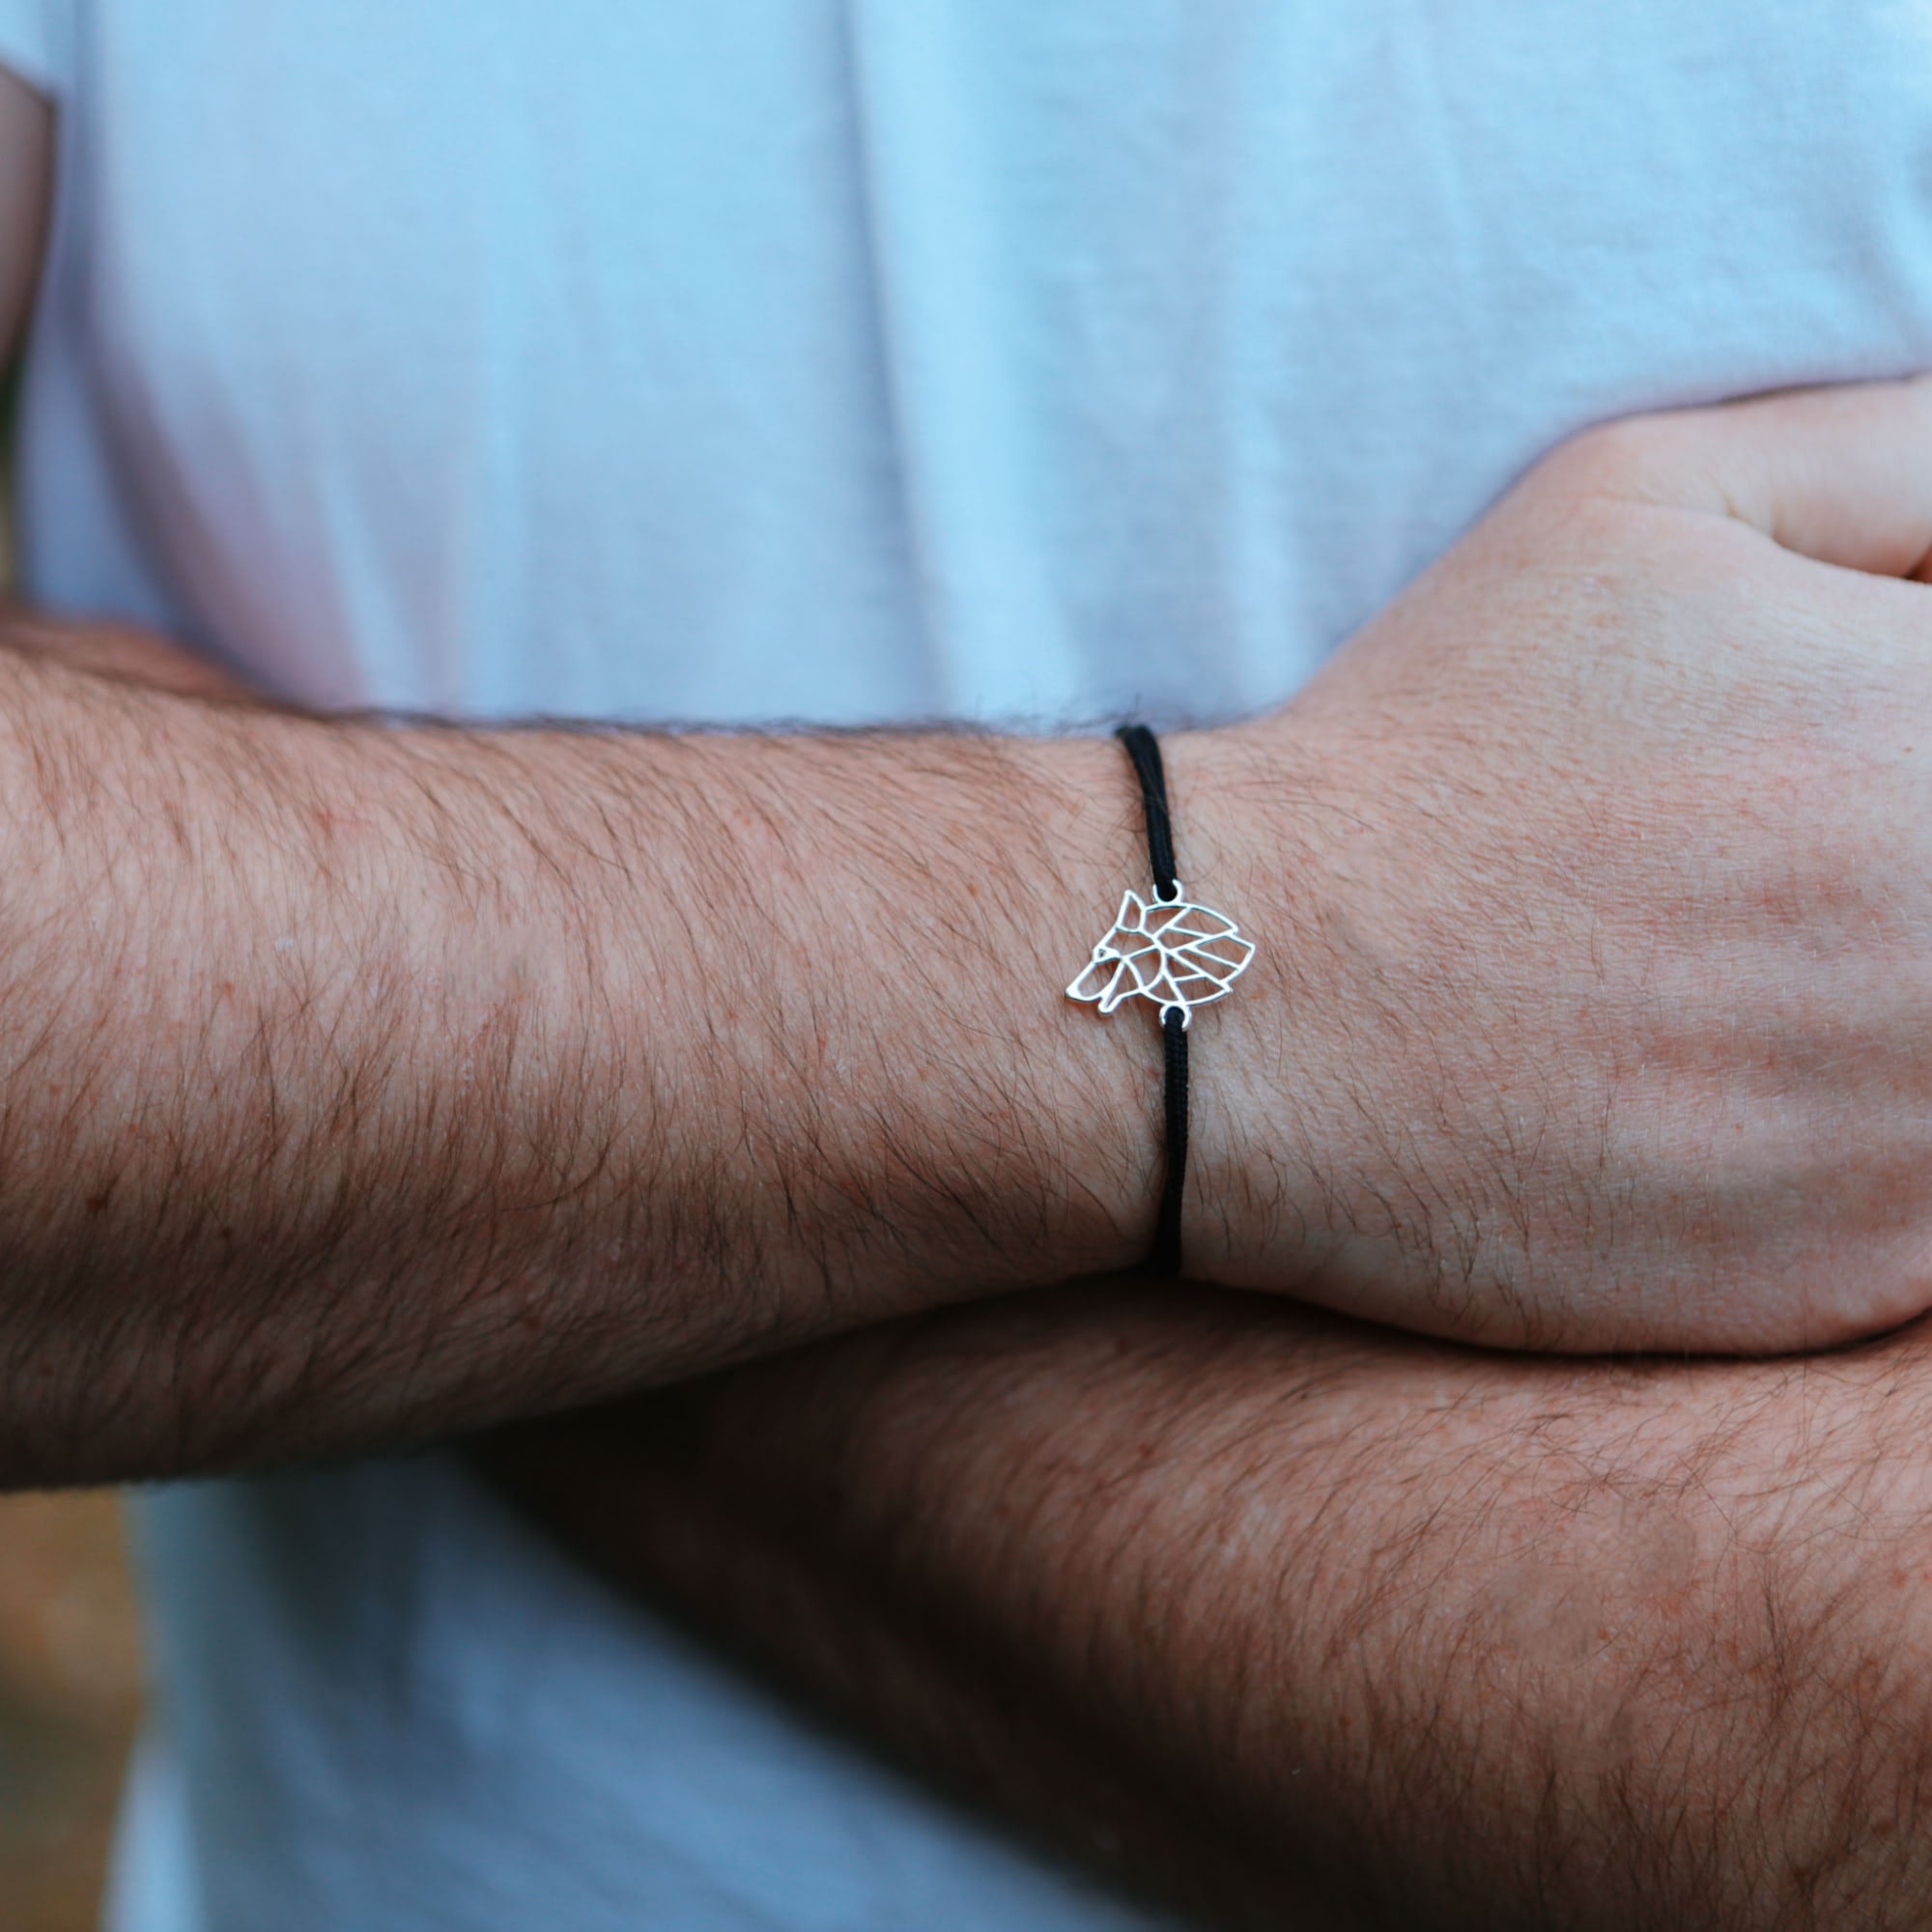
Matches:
[[1156, 720, 1335, 1285], [910, 729, 1172, 1289], [1017, 724, 1303, 1291], [529, 724, 1172, 1316]]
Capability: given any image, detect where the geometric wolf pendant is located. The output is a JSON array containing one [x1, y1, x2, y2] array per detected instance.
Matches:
[[1065, 886, 1255, 1031]]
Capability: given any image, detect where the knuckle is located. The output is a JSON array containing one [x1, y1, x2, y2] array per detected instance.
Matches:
[[1538, 415, 1676, 501]]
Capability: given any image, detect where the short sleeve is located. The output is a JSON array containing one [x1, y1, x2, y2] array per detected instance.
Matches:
[[0, 0, 71, 98]]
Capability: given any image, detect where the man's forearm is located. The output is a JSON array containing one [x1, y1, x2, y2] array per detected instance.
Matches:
[[0, 625, 1165, 1485], [480, 1293, 1932, 1930]]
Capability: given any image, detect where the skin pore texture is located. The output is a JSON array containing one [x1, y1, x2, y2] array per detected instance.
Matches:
[[10, 60, 1932, 1925]]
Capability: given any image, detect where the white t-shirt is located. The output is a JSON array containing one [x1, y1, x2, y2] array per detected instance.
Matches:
[[2, 3, 1929, 1926]]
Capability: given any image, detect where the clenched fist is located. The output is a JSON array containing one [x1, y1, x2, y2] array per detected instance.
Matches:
[[1186, 377, 1932, 1352]]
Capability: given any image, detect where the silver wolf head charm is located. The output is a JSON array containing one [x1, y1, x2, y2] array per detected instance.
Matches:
[[1065, 889, 1255, 1029]]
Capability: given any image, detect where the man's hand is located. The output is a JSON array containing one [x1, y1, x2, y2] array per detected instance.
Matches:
[[479, 1289, 1932, 1931], [1181, 377, 1932, 1350]]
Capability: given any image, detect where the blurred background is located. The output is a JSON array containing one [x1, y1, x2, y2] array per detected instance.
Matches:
[[3, 372, 145, 1932], [0, 1492, 142, 1931]]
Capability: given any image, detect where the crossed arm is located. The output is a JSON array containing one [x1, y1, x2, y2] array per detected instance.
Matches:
[[0, 621, 1178, 1486], [479, 1289, 1932, 1932], [16, 55, 1932, 1498], [2, 70, 1170, 1474], [10, 57, 1932, 1918]]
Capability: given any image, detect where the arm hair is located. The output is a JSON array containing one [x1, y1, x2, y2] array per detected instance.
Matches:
[[479, 1288, 1932, 1930], [0, 631, 1155, 1485]]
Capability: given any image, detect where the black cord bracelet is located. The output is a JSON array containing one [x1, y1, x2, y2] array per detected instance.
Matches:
[[1065, 724, 1257, 1277], [1118, 724, 1191, 1272]]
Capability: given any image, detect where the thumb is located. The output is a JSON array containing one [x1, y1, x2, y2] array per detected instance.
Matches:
[[1586, 374, 1932, 581]]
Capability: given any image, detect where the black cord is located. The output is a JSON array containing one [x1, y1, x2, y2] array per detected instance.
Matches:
[[1155, 1006, 1189, 1276], [1116, 723, 1179, 902], [1116, 724, 1189, 1276]]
